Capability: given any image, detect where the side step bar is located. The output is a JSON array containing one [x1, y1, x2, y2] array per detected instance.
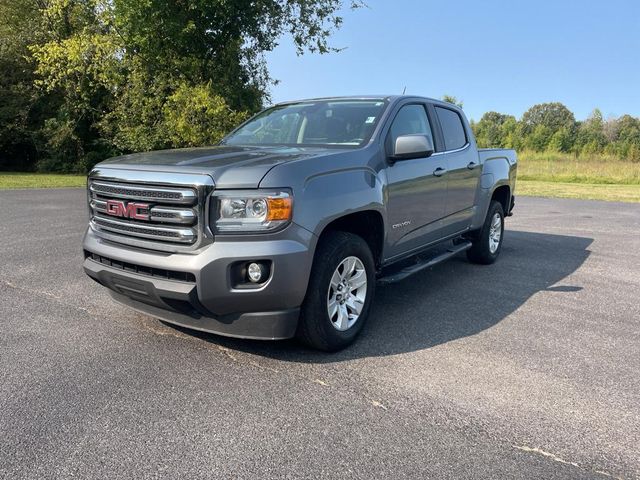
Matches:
[[377, 241, 472, 285]]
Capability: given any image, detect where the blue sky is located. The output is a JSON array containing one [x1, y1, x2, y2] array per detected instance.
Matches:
[[266, 0, 640, 121]]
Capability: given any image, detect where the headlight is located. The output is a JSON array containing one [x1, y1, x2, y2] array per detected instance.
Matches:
[[211, 190, 293, 233]]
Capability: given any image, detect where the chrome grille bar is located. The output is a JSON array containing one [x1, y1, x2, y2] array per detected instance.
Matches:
[[90, 199, 196, 225], [90, 181, 197, 205], [92, 215, 196, 243]]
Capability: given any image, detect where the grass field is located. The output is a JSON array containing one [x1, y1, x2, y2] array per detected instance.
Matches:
[[517, 151, 640, 185], [517, 180, 640, 202], [516, 151, 640, 202], [0, 172, 86, 189]]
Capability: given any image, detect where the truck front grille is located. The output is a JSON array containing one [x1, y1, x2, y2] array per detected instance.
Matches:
[[89, 181, 197, 204], [88, 178, 204, 249]]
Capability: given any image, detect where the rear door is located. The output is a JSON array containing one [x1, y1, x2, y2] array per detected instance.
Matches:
[[384, 102, 448, 259], [433, 105, 481, 231]]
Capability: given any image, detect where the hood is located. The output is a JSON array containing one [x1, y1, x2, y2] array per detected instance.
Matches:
[[97, 145, 341, 188]]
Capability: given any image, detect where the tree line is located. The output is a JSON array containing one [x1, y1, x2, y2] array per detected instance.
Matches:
[[0, 0, 359, 173], [470, 103, 640, 162], [2, 1, 638, 174]]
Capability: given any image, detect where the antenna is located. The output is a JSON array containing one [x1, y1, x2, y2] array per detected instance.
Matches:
[[402, 86, 407, 95]]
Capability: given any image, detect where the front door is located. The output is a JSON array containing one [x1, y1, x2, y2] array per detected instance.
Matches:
[[385, 103, 448, 259]]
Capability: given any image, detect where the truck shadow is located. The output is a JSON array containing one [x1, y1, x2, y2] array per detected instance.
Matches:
[[173, 230, 592, 362]]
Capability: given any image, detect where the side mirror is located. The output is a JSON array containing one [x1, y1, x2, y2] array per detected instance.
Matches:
[[391, 134, 435, 161]]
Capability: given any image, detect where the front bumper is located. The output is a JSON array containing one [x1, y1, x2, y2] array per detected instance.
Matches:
[[83, 224, 316, 340]]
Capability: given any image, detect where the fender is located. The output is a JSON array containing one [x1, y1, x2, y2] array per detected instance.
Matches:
[[258, 147, 387, 238], [471, 154, 515, 230], [296, 167, 386, 237]]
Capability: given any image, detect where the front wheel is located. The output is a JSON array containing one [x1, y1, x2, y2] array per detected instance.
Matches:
[[466, 200, 505, 265], [297, 231, 376, 351]]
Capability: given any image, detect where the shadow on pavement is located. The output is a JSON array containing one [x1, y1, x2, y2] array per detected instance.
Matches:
[[168, 230, 592, 362]]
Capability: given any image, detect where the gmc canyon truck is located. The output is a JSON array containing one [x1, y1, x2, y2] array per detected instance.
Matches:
[[83, 96, 517, 351]]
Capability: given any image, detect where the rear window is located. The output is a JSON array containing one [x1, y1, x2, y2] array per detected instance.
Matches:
[[435, 107, 467, 151]]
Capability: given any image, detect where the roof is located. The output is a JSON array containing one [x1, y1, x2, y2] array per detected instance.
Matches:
[[273, 95, 459, 110]]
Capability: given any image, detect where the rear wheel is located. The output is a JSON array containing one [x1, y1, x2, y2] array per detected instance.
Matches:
[[466, 200, 505, 265], [297, 231, 375, 351]]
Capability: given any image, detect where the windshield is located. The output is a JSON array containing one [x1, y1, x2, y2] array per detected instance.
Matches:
[[223, 99, 387, 147]]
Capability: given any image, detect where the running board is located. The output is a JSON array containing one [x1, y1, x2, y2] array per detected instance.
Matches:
[[377, 241, 472, 285]]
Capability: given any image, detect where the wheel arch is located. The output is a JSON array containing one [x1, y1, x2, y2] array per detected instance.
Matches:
[[491, 184, 511, 214], [317, 210, 385, 269]]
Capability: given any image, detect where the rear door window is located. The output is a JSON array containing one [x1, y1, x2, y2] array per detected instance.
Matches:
[[435, 106, 467, 151]]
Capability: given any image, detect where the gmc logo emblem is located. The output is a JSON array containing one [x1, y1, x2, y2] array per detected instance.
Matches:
[[105, 200, 150, 221]]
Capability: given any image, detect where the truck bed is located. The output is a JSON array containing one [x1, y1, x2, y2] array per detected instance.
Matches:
[[478, 148, 517, 166]]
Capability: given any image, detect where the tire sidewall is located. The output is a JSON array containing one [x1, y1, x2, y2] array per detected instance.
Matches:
[[299, 232, 376, 350], [484, 202, 505, 261]]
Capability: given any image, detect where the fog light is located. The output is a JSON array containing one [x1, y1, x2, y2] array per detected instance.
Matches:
[[247, 262, 265, 283]]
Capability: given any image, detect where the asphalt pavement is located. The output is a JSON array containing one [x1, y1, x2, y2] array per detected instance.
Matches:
[[0, 189, 638, 479]]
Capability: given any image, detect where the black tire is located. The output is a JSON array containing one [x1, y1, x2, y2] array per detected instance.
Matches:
[[297, 231, 376, 351], [466, 200, 505, 265]]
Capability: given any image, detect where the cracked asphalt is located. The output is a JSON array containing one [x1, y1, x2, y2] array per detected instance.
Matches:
[[1, 189, 639, 479]]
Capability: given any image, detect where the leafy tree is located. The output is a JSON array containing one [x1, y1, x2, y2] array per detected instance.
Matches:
[[442, 95, 463, 108], [113, 0, 362, 112], [615, 115, 640, 143], [547, 127, 572, 153], [606, 114, 640, 161], [574, 109, 607, 155], [500, 117, 522, 150], [473, 111, 516, 148], [521, 102, 576, 136], [525, 124, 553, 151], [0, 48, 37, 170], [627, 143, 640, 163], [1, 0, 362, 172], [30, 1, 122, 171], [163, 82, 249, 147], [0, 0, 46, 170]]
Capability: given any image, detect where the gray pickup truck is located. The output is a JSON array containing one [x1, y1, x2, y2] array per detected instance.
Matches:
[[83, 96, 516, 350]]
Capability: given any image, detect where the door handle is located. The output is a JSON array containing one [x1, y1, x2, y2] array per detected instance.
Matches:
[[467, 162, 478, 170], [433, 167, 447, 177]]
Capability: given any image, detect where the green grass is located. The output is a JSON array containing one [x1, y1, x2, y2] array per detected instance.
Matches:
[[516, 151, 640, 202], [517, 180, 640, 203], [518, 151, 640, 185], [0, 172, 86, 189]]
